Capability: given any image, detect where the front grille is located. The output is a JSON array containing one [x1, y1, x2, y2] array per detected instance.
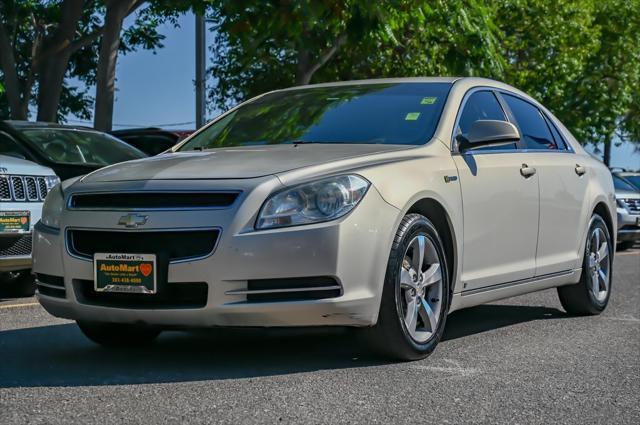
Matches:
[[245, 277, 342, 302], [622, 198, 640, 214], [0, 235, 32, 257], [74, 279, 208, 309], [69, 192, 240, 210], [25, 177, 38, 200], [0, 175, 50, 202], [10, 176, 25, 200], [67, 229, 220, 262], [36, 273, 66, 299]]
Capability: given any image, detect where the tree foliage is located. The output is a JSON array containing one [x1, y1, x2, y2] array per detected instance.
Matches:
[[207, 0, 504, 110], [497, 0, 640, 163], [207, 0, 639, 163]]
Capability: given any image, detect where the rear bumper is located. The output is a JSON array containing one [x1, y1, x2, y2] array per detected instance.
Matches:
[[33, 181, 399, 328]]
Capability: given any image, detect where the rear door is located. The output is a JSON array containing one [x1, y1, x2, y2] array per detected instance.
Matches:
[[452, 90, 540, 291], [499, 93, 589, 275]]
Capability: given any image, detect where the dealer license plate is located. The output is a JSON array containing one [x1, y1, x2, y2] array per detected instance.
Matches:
[[94, 253, 156, 294], [0, 211, 30, 233]]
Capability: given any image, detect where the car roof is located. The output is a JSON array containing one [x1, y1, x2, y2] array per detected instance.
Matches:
[[2, 120, 96, 132]]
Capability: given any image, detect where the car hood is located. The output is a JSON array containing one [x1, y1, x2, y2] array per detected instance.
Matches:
[[0, 154, 56, 176], [80, 144, 412, 182], [616, 189, 640, 199]]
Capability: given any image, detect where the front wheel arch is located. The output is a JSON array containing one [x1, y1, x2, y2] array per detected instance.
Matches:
[[405, 198, 457, 302]]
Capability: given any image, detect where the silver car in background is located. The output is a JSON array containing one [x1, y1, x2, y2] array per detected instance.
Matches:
[[612, 173, 640, 250]]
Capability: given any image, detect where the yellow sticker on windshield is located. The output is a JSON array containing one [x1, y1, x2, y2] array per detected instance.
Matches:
[[421, 97, 437, 105], [405, 112, 421, 121]]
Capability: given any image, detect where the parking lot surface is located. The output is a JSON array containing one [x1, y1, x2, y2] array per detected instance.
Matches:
[[1, 248, 638, 424]]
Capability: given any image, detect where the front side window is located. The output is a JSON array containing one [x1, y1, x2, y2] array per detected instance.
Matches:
[[179, 83, 452, 150], [456, 90, 517, 151], [502, 94, 557, 150], [18, 128, 147, 166]]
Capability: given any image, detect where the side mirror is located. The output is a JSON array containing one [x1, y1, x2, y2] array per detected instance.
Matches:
[[457, 120, 521, 153]]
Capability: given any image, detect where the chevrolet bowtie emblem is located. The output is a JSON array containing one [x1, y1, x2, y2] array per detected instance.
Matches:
[[118, 213, 148, 228]]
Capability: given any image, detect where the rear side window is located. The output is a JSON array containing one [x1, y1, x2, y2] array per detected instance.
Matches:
[[544, 115, 568, 150], [457, 90, 517, 151], [502, 94, 557, 150]]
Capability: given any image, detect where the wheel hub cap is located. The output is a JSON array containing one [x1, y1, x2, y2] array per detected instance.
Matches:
[[399, 234, 444, 344], [588, 227, 610, 303]]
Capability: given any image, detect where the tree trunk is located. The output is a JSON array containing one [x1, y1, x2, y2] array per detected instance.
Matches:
[[36, 53, 74, 121], [295, 50, 313, 85], [294, 35, 347, 86], [36, 0, 84, 122], [603, 135, 612, 166], [94, 0, 142, 132], [0, 23, 28, 120]]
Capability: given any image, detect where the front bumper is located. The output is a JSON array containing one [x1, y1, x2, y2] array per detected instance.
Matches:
[[617, 208, 640, 243], [33, 178, 400, 328], [1, 201, 42, 272]]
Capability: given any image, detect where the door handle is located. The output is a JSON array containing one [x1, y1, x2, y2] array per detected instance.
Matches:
[[520, 163, 536, 178], [575, 164, 586, 176]]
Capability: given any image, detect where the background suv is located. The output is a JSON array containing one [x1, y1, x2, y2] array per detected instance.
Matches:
[[1, 154, 59, 295]]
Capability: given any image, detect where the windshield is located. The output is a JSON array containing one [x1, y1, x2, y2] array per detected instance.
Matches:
[[19, 128, 146, 166], [622, 175, 640, 190], [179, 83, 452, 150], [613, 174, 638, 192]]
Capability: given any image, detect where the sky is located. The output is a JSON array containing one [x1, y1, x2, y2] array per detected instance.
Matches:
[[80, 12, 639, 170]]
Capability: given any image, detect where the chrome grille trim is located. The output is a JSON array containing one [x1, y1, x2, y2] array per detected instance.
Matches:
[[0, 175, 50, 202], [622, 198, 640, 215], [25, 176, 39, 201], [11, 176, 25, 201]]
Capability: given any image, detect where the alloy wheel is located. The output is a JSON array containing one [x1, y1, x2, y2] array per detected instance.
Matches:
[[587, 227, 610, 302], [399, 234, 443, 343]]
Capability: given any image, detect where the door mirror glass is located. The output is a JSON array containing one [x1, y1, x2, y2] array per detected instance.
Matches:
[[457, 120, 520, 152]]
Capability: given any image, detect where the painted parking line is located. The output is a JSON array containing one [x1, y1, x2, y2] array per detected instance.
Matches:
[[0, 302, 39, 310]]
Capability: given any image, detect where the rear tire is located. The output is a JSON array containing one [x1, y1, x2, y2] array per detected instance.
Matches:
[[367, 214, 450, 361], [77, 321, 161, 347], [557, 214, 612, 315]]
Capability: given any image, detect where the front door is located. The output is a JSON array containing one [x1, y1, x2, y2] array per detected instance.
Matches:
[[452, 90, 539, 291]]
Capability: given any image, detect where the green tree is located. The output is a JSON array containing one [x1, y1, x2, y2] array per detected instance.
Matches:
[[496, 0, 640, 164], [208, 0, 504, 110]]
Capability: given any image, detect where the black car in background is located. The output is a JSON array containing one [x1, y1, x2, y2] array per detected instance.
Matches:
[[0, 121, 147, 180], [110, 127, 193, 155]]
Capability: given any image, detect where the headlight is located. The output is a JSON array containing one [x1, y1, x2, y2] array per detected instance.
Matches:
[[41, 183, 64, 229], [256, 175, 370, 229], [616, 198, 629, 211], [45, 175, 61, 191]]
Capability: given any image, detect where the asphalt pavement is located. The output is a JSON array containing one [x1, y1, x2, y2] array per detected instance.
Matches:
[[1, 248, 638, 424]]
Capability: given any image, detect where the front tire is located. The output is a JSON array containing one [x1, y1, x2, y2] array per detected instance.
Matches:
[[557, 214, 612, 315], [77, 321, 161, 347], [367, 214, 450, 361]]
